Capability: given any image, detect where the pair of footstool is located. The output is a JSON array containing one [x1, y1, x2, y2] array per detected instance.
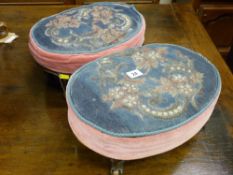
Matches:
[[29, 2, 221, 175]]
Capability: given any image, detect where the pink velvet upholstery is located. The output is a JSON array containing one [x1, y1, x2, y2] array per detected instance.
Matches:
[[67, 96, 219, 160]]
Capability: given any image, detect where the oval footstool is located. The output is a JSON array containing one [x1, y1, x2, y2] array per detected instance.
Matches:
[[66, 44, 221, 160], [29, 2, 145, 74]]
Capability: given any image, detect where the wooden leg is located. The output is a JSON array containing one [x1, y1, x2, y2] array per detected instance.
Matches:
[[110, 159, 124, 175], [58, 77, 68, 95], [42, 67, 70, 95], [201, 125, 206, 131]]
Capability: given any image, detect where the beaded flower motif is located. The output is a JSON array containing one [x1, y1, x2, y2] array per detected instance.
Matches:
[[96, 47, 204, 119], [44, 5, 133, 51]]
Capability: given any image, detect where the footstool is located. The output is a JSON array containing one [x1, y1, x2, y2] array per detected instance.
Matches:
[[66, 44, 221, 174], [29, 2, 145, 74]]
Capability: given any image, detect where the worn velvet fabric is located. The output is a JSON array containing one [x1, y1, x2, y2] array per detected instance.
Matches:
[[29, 2, 145, 73], [66, 44, 221, 159], [67, 44, 221, 137], [67, 99, 218, 160]]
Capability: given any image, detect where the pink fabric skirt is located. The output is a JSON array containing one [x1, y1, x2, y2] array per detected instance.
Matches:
[[65, 43, 221, 161], [67, 96, 219, 160]]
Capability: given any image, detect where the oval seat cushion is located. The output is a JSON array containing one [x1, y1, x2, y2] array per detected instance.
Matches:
[[29, 2, 145, 73], [66, 44, 221, 160]]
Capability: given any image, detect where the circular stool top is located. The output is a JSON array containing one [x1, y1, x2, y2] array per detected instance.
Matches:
[[66, 44, 221, 137], [30, 2, 144, 55]]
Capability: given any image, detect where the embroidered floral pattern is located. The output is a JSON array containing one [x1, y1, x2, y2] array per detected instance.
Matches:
[[92, 6, 113, 25], [46, 15, 80, 29], [103, 83, 139, 109], [96, 47, 204, 119], [44, 5, 135, 51], [132, 48, 167, 73]]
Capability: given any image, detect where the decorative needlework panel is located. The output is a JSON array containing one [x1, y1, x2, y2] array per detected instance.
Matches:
[[67, 44, 221, 137], [31, 2, 143, 54]]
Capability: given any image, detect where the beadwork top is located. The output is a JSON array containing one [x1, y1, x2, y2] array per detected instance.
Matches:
[[30, 2, 144, 54], [66, 44, 221, 137]]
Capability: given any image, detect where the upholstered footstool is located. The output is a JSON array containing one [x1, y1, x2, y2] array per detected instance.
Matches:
[[66, 44, 221, 174], [29, 2, 145, 74]]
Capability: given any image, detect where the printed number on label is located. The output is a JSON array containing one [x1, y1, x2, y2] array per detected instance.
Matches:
[[126, 69, 143, 79]]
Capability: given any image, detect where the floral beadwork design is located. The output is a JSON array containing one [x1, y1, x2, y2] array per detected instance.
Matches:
[[103, 83, 139, 109], [131, 47, 167, 73], [44, 5, 134, 51], [46, 15, 80, 29], [95, 46, 204, 119]]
